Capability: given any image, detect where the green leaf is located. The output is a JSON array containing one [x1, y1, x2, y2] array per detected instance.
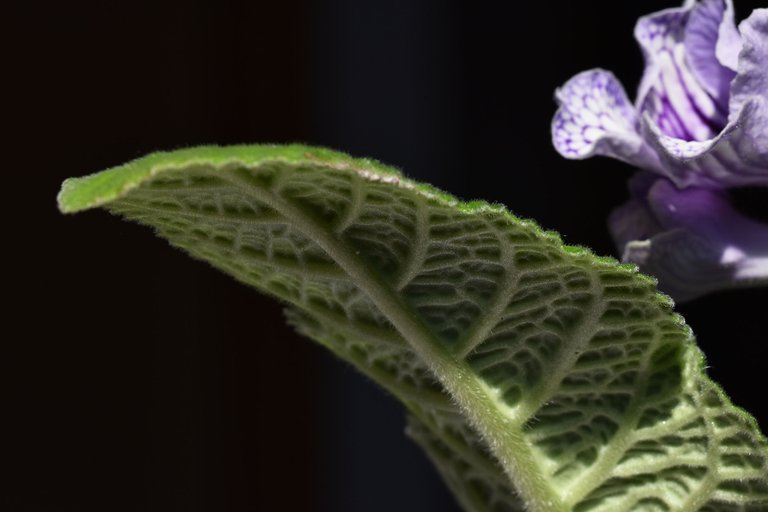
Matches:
[[59, 144, 768, 511]]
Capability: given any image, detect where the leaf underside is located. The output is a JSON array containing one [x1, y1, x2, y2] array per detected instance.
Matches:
[[59, 145, 768, 512]]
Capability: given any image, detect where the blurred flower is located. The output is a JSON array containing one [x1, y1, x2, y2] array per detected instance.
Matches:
[[552, 0, 768, 301]]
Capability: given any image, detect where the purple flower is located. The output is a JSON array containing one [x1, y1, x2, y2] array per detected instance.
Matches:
[[552, 0, 768, 301]]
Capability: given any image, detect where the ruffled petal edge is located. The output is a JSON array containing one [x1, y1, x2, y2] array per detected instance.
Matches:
[[643, 97, 768, 187]]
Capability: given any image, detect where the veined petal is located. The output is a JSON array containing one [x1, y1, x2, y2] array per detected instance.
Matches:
[[685, 0, 738, 105], [644, 94, 768, 187], [635, 4, 690, 114], [552, 69, 661, 169], [729, 8, 768, 122], [635, 4, 727, 141], [715, 0, 741, 71], [641, 10, 768, 188], [618, 178, 768, 301]]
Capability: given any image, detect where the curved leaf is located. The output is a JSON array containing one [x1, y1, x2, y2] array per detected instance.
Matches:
[[58, 145, 768, 511]]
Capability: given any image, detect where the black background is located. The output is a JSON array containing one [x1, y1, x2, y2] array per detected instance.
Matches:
[[7, 1, 767, 511]]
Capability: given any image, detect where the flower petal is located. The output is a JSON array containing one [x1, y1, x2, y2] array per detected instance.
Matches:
[[608, 172, 664, 250], [623, 232, 731, 301], [635, 6, 768, 188], [635, 4, 727, 141], [552, 69, 661, 169], [685, 0, 738, 106], [715, 0, 741, 71], [644, 95, 768, 187], [618, 178, 768, 301], [647, 178, 739, 240], [729, 8, 768, 122]]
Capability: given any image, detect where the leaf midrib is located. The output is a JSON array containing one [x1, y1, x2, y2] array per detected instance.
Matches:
[[221, 163, 568, 512]]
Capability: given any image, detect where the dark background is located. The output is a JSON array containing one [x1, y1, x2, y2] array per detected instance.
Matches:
[[7, 1, 767, 511]]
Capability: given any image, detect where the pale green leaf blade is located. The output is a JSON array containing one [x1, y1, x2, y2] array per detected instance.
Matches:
[[58, 144, 768, 512]]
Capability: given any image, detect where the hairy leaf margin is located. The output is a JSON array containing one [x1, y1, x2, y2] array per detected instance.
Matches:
[[58, 144, 768, 511]]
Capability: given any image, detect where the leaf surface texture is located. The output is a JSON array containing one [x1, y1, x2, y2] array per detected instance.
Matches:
[[59, 145, 768, 511]]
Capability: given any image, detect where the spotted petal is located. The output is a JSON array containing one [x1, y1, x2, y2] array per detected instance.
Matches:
[[552, 69, 661, 170], [614, 178, 768, 300]]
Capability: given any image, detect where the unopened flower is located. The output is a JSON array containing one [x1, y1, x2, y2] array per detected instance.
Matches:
[[552, 0, 768, 301]]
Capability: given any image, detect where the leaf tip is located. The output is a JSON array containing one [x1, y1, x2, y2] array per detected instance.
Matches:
[[56, 176, 94, 214]]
